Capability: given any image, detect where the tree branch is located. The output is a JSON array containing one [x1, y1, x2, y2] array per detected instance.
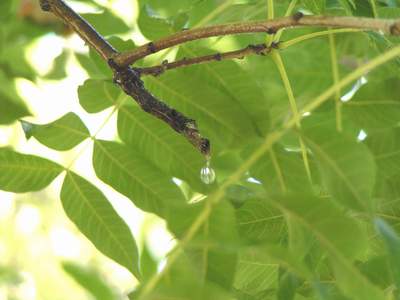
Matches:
[[113, 14, 400, 66], [137, 43, 278, 76], [40, 0, 211, 156], [40, 0, 116, 60]]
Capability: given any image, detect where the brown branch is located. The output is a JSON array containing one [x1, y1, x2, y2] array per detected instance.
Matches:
[[113, 14, 400, 67], [40, 0, 116, 60], [40, 0, 210, 156], [137, 43, 279, 76]]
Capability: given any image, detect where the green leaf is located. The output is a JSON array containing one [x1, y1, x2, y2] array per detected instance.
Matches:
[[168, 200, 239, 289], [0, 0, 12, 20], [302, 123, 376, 211], [93, 140, 186, 218], [178, 48, 270, 136], [78, 79, 121, 113], [269, 193, 383, 300], [62, 262, 118, 300], [0, 71, 30, 124], [139, 243, 158, 281], [234, 246, 279, 296], [118, 105, 207, 192], [144, 70, 257, 152], [61, 172, 140, 279], [21, 113, 90, 151], [81, 10, 130, 36], [277, 270, 301, 300], [0, 91, 30, 125], [136, 255, 232, 300], [243, 143, 313, 194], [301, 0, 326, 13], [0, 148, 62, 192], [138, 5, 174, 40], [375, 218, 400, 290], [343, 78, 400, 131], [44, 50, 69, 80], [366, 128, 400, 179], [236, 198, 285, 243]]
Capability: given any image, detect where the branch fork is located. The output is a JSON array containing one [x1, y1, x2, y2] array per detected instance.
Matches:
[[39, 0, 400, 156]]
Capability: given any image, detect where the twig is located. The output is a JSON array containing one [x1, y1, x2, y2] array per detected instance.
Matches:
[[39, 0, 116, 60], [137, 43, 278, 76], [40, 0, 211, 156], [113, 14, 400, 66]]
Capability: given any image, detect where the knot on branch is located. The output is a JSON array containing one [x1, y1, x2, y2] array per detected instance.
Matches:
[[390, 22, 400, 35], [39, 0, 51, 11], [248, 44, 268, 55], [292, 12, 304, 22]]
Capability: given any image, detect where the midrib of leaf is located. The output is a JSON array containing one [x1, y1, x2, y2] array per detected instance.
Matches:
[[273, 201, 385, 300], [147, 76, 240, 137], [45, 123, 89, 137], [103, 83, 118, 104], [302, 135, 365, 209], [280, 29, 361, 49], [239, 261, 278, 267], [65, 172, 134, 272], [119, 106, 198, 178], [94, 140, 165, 203], [137, 37, 400, 300], [239, 215, 283, 225], [269, 149, 287, 192], [1, 163, 61, 172]]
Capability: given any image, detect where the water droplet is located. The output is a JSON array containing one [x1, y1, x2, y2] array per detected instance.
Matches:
[[200, 158, 216, 184]]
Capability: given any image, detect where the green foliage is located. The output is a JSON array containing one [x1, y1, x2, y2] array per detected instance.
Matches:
[[2, 0, 400, 299], [61, 172, 140, 278], [21, 112, 90, 151], [62, 261, 119, 300], [0, 148, 63, 192]]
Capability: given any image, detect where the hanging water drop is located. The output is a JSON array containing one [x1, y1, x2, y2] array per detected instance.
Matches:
[[200, 158, 216, 184]]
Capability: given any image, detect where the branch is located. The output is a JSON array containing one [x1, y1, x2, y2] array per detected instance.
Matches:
[[40, 0, 116, 60], [137, 43, 278, 76], [40, 0, 210, 156], [113, 13, 400, 66]]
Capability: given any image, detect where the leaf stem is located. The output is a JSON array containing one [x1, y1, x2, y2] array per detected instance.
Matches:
[[269, 149, 287, 193], [328, 30, 343, 132], [273, 0, 298, 43], [271, 51, 312, 182], [280, 28, 361, 49]]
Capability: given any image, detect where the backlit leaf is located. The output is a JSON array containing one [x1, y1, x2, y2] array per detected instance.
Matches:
[[61, 172, 140, 278], [78, 79, 121, 113], [21, 112, 90, 151], [0, 148, 62, 192], [93, 140, 186, 218]]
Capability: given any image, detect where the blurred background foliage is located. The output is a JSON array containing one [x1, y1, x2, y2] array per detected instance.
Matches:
[[1, 0, 400, 299]]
